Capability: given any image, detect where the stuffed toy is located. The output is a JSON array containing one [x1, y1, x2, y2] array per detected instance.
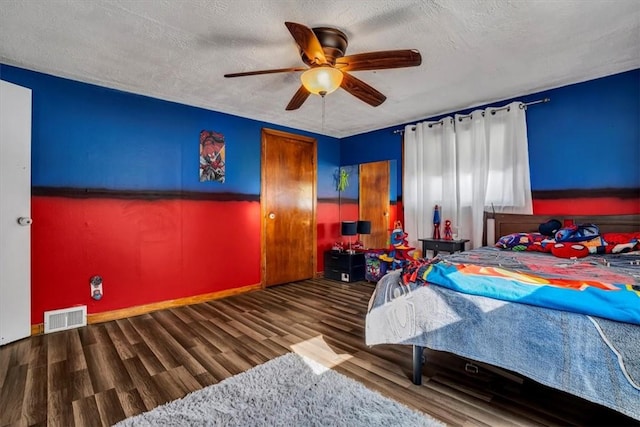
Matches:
[[550, 243, 590, 259], [443, 219, 453, 240], [380, 221, 415, 269], [539, 219, 562, 237]]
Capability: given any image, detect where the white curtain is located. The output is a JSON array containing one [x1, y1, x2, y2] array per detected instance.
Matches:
[[404, 101, 532, 250]]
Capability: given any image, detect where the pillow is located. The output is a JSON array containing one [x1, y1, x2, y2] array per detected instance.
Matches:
[[495, 232, 544, 250], [554, 224, 600, 243], [602, 232, 640, 246], [600, 232, 640, 254], [550, 243, 590, 259], [581, 236, 606, 254]]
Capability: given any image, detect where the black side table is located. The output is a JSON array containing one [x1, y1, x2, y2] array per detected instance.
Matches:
[[418, 238, 470, 257], [323, 251, 365, 283]]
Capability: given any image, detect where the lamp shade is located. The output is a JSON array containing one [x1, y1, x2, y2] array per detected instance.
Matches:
[[341, 221, 357, 236], [357, 220, 371, 234], [301, 66, 343, 95]]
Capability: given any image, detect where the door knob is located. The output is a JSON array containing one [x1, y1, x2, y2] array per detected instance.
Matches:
[[17, 217, 32, 226], [268, 212, 276, 219]]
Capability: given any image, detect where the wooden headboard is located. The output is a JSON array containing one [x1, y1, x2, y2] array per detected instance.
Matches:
[[485, 213, 640, 244]]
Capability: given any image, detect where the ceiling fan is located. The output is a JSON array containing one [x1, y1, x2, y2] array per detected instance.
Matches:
[[224, 22, 422, 111]]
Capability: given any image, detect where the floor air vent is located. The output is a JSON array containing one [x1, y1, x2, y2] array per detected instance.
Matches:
[[44, 306, 87, 333]]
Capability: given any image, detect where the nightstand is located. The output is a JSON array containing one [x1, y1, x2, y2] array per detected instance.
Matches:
[[324, 251, 365, 283], [418, 238, 469, 257]]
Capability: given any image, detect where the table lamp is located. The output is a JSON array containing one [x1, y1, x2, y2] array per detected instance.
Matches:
[[356, 220, 371, 250], [341, 221, 358, 253], [357, 220, 371, 235]]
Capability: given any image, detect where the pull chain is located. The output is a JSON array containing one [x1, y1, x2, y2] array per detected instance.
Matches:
[[321, 94, 326, 134]]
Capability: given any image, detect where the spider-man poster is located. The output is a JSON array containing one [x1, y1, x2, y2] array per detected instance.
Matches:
[[199, 130, 225, 183]]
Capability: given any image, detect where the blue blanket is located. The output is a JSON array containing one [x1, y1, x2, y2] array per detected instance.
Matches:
[[418, 247, 640, 325], [366, 267, 640, 421]]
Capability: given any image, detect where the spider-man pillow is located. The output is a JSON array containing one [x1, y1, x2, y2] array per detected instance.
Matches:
[[495, 232, 546, 250], [550, 242, 590, 258], [602, 232, 640, 253]]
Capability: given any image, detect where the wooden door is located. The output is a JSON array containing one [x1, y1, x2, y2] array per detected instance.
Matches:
[[359, 161, 390, 249], [261, 129, 316, 287], [0, 80, 32, 345]]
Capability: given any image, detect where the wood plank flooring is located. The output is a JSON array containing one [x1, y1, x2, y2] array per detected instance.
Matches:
[[1, 278, 637, 426]]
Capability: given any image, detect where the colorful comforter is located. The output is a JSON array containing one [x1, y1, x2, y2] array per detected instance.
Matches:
[[411, 247, 640, 325], [365, 265, 640, 421], [365, 247, 640, 420]]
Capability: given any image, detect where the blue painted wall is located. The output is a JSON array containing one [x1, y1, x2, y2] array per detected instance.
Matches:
[[525, 69, 639, 190], [341, 69, 640, 195], [0, 64, 341, 198]]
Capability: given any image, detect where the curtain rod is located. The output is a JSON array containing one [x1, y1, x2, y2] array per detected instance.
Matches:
[[392, 97, 551, 135]]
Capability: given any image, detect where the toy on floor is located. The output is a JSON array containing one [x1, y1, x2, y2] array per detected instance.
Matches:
[[379, 220, 415, 269], [365, 250, 388, 282]]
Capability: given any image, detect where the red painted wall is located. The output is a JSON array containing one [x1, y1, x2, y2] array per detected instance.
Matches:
[[31, 197, 261, 324], [340, 201, 359, 222], [533, 198, 640, 215], [317, 201, 341, 271], [31, 196, 341, 324]]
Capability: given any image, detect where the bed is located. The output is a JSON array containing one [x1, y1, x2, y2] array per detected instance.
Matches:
[[365, 213, 640, 421]]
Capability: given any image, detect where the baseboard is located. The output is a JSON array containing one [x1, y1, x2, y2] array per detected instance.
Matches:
[[31, 282, 263, 335]]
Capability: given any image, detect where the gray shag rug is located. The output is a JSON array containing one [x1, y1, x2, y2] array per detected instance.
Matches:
[[115, 352, 444, 426]]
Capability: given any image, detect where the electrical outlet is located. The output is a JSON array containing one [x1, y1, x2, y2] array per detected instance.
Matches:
[[90, 275, 103, 300]]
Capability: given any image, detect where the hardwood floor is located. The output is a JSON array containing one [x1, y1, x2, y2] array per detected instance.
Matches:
[[0, 278, 636, 426]]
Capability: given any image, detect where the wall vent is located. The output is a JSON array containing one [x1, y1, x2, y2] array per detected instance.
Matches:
[[44, 305, 87, 333]]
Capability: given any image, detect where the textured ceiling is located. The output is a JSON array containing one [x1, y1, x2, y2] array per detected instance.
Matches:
[[1, 0, 639, 138]]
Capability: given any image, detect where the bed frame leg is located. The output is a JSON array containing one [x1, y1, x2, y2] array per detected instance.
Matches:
[[412, 345, 424, 385]]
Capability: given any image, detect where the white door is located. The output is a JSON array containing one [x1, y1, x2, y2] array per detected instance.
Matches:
[[0, 80, 32, 345]]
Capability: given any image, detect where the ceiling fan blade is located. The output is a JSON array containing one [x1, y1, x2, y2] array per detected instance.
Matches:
[[285, 86, 311, 111], [224, 67, 306, 78], [285, 22, 327, 65], [336, 49, 422, 72], [340, 72, 386, 107]]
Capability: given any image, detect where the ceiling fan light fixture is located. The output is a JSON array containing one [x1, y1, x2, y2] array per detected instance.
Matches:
[[300, 66, 343, 96], [226, 22, 421, 110]]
